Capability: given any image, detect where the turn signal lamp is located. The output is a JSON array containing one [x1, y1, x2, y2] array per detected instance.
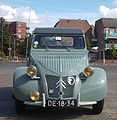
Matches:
[[83, 66, 94, 77], [30, 91, 40, 101], [26, 65, 37, 77]]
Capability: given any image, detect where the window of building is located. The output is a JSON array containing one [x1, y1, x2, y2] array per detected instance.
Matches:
[[104, 28, 109, 33], [109, 28, 116, 33], [18, 29, 21, 33], [18, 24, 21, 27]]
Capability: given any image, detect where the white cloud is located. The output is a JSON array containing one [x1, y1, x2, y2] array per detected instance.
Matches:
[[0, 3, 99, 32], [0, 4, 16, 20], [0, 3, 52, 31], [99, 5, 117, 18]]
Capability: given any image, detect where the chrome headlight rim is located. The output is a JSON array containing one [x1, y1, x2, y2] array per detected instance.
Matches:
[[30, 91, 40, 101], [26, 65, 37, 77], [83, 66, 94, 77]]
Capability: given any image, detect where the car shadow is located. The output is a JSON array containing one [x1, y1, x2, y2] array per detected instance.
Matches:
[[22, 106, 93, 120], [0, 87, 94, 120]]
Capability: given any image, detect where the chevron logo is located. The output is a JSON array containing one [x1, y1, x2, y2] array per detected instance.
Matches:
[[56, 79, 66, 89]]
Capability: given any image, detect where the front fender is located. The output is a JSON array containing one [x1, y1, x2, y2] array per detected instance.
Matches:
[[13, 67, 41, 101], [80, 67, 108, 101]]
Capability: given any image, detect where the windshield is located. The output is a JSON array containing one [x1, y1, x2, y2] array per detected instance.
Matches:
[[33, 35, 85, 49]]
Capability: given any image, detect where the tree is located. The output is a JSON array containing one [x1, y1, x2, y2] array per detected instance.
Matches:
[[0, 17, 14, 56], [17, 34, 32, 57], [86, 39, 91, 50], [109, 42, 116, 60]]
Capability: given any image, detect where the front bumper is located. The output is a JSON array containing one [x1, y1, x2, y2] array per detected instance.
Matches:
[[24, 93, 97, 107]]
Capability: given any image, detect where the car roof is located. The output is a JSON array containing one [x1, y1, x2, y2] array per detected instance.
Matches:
[[33, 27, 84, 35]]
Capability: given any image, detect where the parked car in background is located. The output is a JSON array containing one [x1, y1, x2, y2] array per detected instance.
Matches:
[[12, 28, 108, 115]]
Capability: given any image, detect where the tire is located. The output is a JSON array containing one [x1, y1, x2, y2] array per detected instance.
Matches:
[[15, 98, 25, 114], [92, 99, 104, 114]]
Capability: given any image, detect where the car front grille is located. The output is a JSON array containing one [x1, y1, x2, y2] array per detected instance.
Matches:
[[45, 75, 75, 98]]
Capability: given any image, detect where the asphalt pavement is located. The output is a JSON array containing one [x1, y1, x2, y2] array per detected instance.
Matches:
[[0, 62, 117, 120]]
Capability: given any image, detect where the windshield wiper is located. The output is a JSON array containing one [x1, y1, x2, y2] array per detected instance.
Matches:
[[57, 40, 70, 52], [40, 40, 49, 51]]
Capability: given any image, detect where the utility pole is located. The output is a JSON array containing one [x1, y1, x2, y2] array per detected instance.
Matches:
[[14, 35, 16, 60], [8, 35, 11, 58], [26, 0, 31, 59], [13, 34, 18, 62], [103, 50, 105, 64], [26, 33, 28, 59], [26, 27, 30, 59], [1, 18, 3, 61], [103, 40, 106, 64]]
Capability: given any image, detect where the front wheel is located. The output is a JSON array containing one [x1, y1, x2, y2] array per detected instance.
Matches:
[[92, 99, 104, 114], [15, 98, 25, 114]]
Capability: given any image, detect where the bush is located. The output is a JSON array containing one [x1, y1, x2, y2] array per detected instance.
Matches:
[[0, 51, 6, 57], [15, 54, 25, 58]]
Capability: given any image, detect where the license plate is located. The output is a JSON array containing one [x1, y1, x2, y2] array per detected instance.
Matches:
[[46, 100, 77, 107]]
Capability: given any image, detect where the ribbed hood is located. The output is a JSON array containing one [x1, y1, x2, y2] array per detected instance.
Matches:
[[32, 51, 89, 74]]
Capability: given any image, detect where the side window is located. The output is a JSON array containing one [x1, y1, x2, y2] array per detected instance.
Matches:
[[78, 37, 84, 48], [75, 37, 85, 49]]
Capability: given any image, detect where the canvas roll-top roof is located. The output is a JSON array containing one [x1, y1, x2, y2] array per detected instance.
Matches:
[[33, 27, 84, 35]]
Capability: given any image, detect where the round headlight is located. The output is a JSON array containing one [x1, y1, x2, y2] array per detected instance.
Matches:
[[26, 65, 37, 77], [30, 91, 40, 101], [83, 66, 94, 77]]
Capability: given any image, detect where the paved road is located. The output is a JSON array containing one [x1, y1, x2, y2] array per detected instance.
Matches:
[[0, 62, 117, 120]]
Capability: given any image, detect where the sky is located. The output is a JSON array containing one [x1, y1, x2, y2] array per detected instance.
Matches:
[[0, 0, 117, 32]]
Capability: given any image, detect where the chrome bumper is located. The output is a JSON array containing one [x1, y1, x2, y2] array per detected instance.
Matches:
[[24, 93, 97, 107], [77, 93, 97, 106]]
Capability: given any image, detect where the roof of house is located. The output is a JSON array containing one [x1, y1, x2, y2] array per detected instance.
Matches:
[[99, 18, 117, 27], [54, 19, 91, 33], [33, 27, 84, 35], [11, 21, 26, 25]]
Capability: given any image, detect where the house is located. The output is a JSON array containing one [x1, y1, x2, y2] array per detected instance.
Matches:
[[95, 18, 117, 50], [11, 21, 27, 39], [0, 18, 27, 40], [54, 19, 93, 48]]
